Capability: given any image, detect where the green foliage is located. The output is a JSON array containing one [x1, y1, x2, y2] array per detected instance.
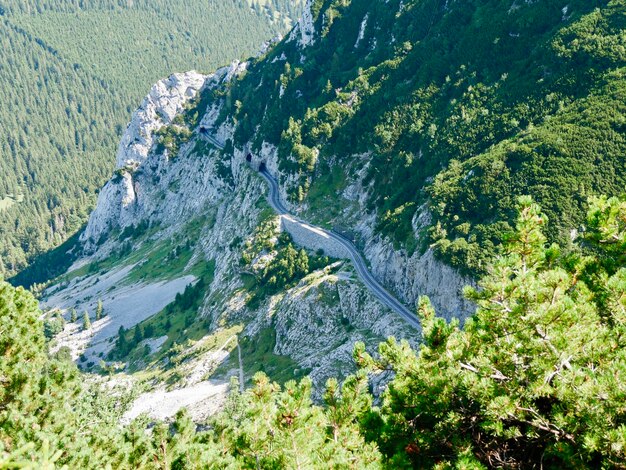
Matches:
[[8, 231, 81, 291], [216, 0, 626, 275], [7, 196, 626, 467], [119, 220, 151, 241], [0, 0, 301, 280], [114, 326, 128, 358], [82, 311, 91, 331], [302, 161, 348, 224], [429, 64, 626, 274], [260, 241, 310, 293], [43, 311, 65, 340], [5, 0, 626, 465], [154, 125, 192, 157], [355, 196, 626, 468], [585, 194, 626, 272], [95, 300, 103, 321], [2, 278, 379, 467], [0, 281, 81, 465], [240, 211, 280, 265], [244, 230, 332, 307], [206, 372, 381, 468], [217, 328, 305, 386]]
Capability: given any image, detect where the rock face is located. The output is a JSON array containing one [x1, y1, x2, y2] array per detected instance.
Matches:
[[354, 14, 369, 48], [45, 57, 420, 404], [363, 238, 474, 321], [81, 71, 207, 249], [254, 268, 418, 395], [80, 172, 137, 246], [357, 207, 474, 321], [288, 0, 315, 47], [80, 63, 247, 251], [117, 71, 207, 168], [76, 62, 255, 262]]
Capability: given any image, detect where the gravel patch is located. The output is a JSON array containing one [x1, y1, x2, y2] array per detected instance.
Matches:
[[186, 335, 236, 385], [43, 266, 195, 363], [121, 380, 229, 424]]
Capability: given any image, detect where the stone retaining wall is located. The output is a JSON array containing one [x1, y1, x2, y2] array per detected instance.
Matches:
[[280, 214, 351, 260]]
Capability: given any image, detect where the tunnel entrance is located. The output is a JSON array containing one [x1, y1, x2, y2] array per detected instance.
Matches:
[[199, 126, 208, 135], [259, 162, 266, 172], [246, 153, 252, 162]]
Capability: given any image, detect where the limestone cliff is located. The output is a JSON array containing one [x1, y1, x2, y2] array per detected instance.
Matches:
[[43, 61, 418, 418], [287, 0, 315, 47], [44, 0, 478, 418], [81, 71, 208, 249]]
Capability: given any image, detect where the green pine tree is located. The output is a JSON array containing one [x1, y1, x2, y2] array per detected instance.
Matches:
[[132, 325, 143, 347], [115, 326, 127, 357], [95, 300, 103, 321], [82, 311, 91, 331], [70, 308, 77, 323], [355, 196, 626, 468]]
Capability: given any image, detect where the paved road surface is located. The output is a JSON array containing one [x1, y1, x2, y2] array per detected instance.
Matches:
[[202, 132, 421, 330]]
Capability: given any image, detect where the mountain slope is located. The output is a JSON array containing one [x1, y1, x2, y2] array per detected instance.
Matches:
[[32, 0, 626, 392], [214, 0, 626, 275], [34, 67, 416, 412], [5, 1, 626, 467], [0, 0, 303, 278]]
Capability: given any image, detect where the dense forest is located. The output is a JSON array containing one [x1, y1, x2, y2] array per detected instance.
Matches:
[[3, 0, 626, 467], [3, 195, 626, 468], [216, 0, 626, 275], [0, 0, 302, 277]]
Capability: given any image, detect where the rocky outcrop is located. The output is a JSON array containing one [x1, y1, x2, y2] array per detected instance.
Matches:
[[241, 268, 418, 395], [354, 14, 369, 48], [363, 238, 474, 322], [80, 64, 249, 252], [80, 71, 207, 249], [117, 71, 207, 168], [80, 171, 136, 246], [344, 166, 474, 321], [288, 0, 315, 47]]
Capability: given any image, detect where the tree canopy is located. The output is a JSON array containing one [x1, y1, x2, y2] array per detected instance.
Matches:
[[3, 195, 626, 468], [0, 0, 302, 279]]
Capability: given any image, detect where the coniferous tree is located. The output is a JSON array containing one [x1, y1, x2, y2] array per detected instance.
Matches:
[[132, 325, 143, 347], [70, 308, 77, 323], [95, 300, 103, 321], [82, 311, 91, 331], [115, 326, 127, 357], [355, 196, 626, 468], [0, 281, 86, 466], [57, 312, 66, 330], [143, 324, 155, 339]]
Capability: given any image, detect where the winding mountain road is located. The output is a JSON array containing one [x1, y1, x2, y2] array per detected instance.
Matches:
[[202, 131, 421, 330]]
